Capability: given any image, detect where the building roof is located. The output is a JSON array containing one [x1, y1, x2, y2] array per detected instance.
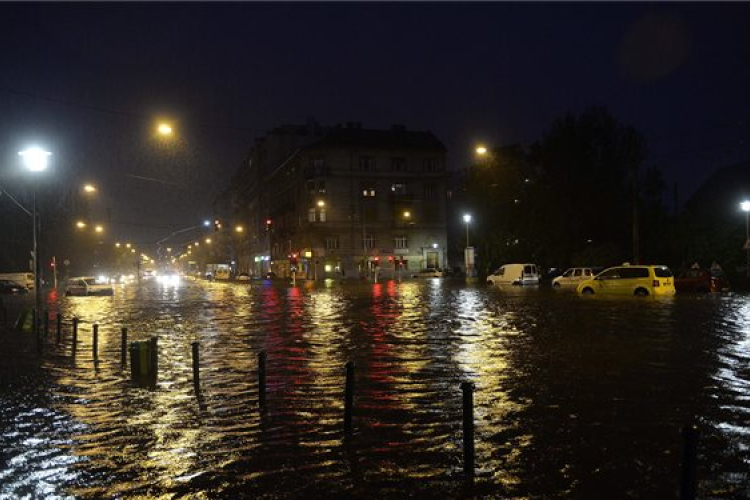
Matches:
[[303, 123, 446, 152]]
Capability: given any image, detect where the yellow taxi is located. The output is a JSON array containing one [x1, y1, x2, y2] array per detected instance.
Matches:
[[576, 264, 676, 297]]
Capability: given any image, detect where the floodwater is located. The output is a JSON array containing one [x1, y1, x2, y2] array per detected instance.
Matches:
[[2, 278, 750, 499]]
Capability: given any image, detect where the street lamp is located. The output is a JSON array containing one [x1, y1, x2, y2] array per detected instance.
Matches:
[[741, 201, 750, 277], [83, 183, 97, 194], [463, 214, 472, 247], [19, 147, 51, 332], [463, 214, 473, 278]]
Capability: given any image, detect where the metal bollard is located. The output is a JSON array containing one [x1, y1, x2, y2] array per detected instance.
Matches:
[[56, 313, 62, 344], [680, 425, 699, 500], [344, 361, 355, 436], [192, 342, 200, 393], [258, 351, 267, 410], [461, 381, 475, 480], [121, 327, 128, 366], [92, 324, 99, 361], [150, 337, 158, 382], [72, 317, 79, 353]]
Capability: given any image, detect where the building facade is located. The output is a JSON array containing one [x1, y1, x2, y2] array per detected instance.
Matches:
[[258, 122, 449, 279]]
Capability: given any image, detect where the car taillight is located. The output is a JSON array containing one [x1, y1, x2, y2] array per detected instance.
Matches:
[[652, 280, 660, 287]]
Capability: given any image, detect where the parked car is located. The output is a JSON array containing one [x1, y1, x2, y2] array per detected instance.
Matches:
[[0, 272, 35, 289], [675, 268, 730, 293], [0, 279, 29, 294], [65, 277, 115, 296], [552, 267, 596, 288], [577, 264, 675, 297], [487, 263, 540, 286], [411, 267, 443, 278], [237, 273, 251, 281]]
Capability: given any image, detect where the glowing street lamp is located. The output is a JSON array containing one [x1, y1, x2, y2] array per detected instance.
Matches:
[[463, 214, 472, 247], [94, 225, 103, 233], [83, 184, 97, 194], [475, 145, 488, 156], [157, 123, 173, 137], [76, 221, 87, 229], [19, 146, 51, 331], [235, 226, 244, 233]]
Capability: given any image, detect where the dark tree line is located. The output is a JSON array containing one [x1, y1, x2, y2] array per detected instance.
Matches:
[[463, 107, 682, 277]]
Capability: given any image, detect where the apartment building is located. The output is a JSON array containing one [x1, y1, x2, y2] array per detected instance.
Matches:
[[262, 122, 448, 279]]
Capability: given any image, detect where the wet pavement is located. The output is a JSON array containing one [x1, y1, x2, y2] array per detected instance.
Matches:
[[1, 278, 750, 499]]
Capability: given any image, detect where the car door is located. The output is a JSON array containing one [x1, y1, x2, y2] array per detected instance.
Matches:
[[595, 268, 621, 294]]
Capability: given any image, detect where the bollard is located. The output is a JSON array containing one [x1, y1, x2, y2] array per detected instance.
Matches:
[[72, 317, 79, 353], [92, 324, 99, 361], [258, 351, 267, 410], [150, 337, 158, 382], [56, 313, 62, 344], [461, 381, 475, 480], [192, 342, 200, 392], [344, 361, 355, 436], [43, 309, 49, 338], [121, 327, 128, 366], [129, 341, 139, 381], [680, 425, 699, 500]]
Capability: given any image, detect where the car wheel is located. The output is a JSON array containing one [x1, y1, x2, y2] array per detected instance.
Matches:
[[486, 281, 493, 285], [65, 291, 71, 297], [553, 282, 561, 288], [634, 288, 649, 297], [581, 287, 594, 295]]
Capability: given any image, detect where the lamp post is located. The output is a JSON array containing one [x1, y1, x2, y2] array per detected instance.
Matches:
[[741, 201, 750, 277], [19, 147, 51, 333], [463, 214, 473, 278]]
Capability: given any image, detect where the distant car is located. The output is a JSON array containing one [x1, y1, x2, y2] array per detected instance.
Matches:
[[675, 269, 730, 293], [237, 273, 251, 281], [65, 277, 114, 296], [552, 267, 596, 288], [0, 279, 29, 294], [577, 264, 675, 297], [487, 263, 540, 286], [411, 267, 443, 278]]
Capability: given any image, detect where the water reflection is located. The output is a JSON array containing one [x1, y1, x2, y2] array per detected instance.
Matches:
[[2, 280, 750, 498]]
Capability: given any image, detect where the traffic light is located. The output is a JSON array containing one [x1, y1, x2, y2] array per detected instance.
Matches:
[[373, 257, 379, 268], [289, 253, 298, 270], [265, 219, 273, 231], [214, 219, 221, 232]]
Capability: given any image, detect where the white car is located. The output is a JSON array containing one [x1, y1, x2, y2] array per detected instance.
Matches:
[[552, 267, 595, 288], [487, 263, 540, 286], [65, 277, 114, 296]]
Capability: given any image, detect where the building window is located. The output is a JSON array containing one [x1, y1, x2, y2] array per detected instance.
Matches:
[[423, 183, 436, 200], [309, 207, 327, 222], [326, 237, 339, 250], [361, 181, 376, 197], [363, 235, 375, 250], [395, 236, 408, 249], [423, 158, 437, 171], [391, 183, 408, 195], [392, 157, 406, 172], [317, 180, 326, 193], [359, 156, 376, 171], [312, 156, 325, 169]]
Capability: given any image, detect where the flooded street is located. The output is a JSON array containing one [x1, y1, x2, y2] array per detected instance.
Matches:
[[2, 278, 750, 499]]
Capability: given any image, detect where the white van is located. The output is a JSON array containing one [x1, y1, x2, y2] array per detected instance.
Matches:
[[487, 264, 540, 286], [0, 272, 34, 289]]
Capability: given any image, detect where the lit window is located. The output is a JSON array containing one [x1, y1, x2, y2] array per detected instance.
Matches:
[[395, 236, 408, 249]]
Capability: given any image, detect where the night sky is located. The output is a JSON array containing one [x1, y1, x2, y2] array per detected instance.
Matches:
[[1, 2, 749, 249]]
